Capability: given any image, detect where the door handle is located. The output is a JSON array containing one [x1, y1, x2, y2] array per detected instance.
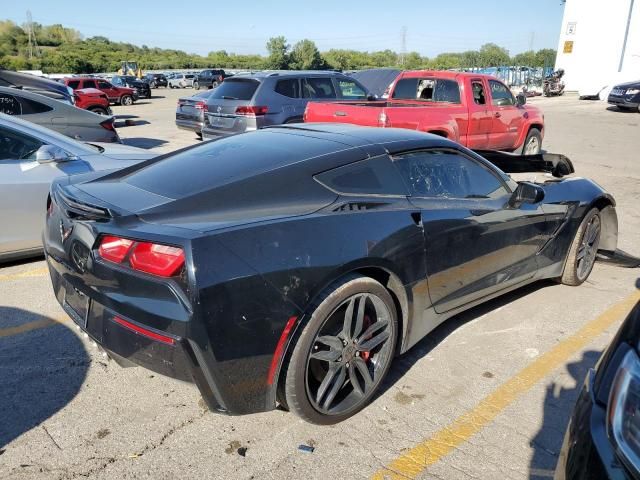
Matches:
[[334, 111, 347, 117], [494, 112, 501, 118]]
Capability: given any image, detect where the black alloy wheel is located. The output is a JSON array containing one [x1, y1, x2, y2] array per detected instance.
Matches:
[[283, 275, 397, 424], [561, 208, 602, 285]]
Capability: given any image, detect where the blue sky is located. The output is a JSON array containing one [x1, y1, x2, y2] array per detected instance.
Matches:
[[5, 1, 566, 57]]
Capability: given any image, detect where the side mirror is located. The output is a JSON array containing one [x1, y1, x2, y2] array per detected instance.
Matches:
[[36, 145, 70, 164], [367, 94, 378, 101], [516, 93, 527, 106], [510, 182, 544, 207]]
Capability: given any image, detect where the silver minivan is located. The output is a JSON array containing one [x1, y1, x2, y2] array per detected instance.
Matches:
[[202, 71, 372, 139]]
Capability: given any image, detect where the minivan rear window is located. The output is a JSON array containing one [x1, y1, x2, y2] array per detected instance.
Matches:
[[210, 79, 260, 101]]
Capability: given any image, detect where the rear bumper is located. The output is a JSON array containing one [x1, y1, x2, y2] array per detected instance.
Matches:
[[46, 252, 228, 413], [202, 114, 263, 139], [175, 118, 204, 133]]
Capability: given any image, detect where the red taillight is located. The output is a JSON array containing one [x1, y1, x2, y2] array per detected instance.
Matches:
[[235, 105, 268, 116], [100, 118, 116, 131], [98, 235, 134, 263], [112, 316, 176, 346], [195, 101, 207, 111], [129, 242, 185, 277], [98, 236, 185, 277]]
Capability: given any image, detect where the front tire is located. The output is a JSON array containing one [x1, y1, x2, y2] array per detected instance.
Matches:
[[522, 127, 542, 155], [561, 208, 602, 286], [283, 275, 397, 425], [89, 106, 108, 115], [120, 95, 133, 106]]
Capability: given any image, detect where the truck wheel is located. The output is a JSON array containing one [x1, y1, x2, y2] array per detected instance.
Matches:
[[561, 208, 601, 286], [522, 128, 542, 155], [120, 95, 133, 106], [89, 106, 108, 115]]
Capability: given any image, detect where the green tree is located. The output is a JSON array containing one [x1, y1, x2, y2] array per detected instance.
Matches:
[[512, 50, 537, 66], [289, 39, 326, 70], [535, 48, 557, 68], [477, 43, 510, 66], [265, 36, 289, 69]]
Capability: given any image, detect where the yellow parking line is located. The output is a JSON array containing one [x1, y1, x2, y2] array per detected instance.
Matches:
[[0, 316, 68, 338], [0, 267, 48, 282], [372, 290, 640, 480]]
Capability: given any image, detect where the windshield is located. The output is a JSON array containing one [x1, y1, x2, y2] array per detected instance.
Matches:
[[210, 79, 260, 101]]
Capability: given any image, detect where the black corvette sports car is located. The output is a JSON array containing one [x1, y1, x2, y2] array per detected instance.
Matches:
[[44, 124, 619, 424]]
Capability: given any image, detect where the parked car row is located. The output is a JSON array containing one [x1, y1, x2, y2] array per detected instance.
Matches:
[[175, 69, 544, 155]]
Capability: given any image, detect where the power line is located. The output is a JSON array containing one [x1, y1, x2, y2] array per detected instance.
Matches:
[[400, 26, 407, 66]]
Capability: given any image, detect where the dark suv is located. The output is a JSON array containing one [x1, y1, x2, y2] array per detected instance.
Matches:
[[608, 80, 640, 112], [202, 70, 372, 139], [111, 75, 152, 99], [194, 69, 227, 90]]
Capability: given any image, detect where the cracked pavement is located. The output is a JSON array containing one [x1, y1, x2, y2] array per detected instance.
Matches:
[[1, 91, 639, 479]]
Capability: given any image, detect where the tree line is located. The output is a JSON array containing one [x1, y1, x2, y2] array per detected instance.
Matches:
[[0, 21, 556, 74]]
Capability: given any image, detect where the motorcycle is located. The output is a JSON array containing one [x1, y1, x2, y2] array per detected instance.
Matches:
[[543, 69, 565, 97]]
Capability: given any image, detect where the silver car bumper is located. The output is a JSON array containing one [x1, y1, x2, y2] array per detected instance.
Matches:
[[202, 113, 263, 139]]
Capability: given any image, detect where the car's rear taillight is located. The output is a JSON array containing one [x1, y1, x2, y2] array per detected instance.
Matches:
[[100, 118, 116, 131], [98, 236, 134, 263], [195, 101, 207, 111], [113, 316, 176, 346], [98, 236, 185, 278], [129, 242, 185, 277], [235, 105, 268, 116]]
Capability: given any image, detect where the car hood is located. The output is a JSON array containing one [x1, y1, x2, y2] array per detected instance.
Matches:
[[613, 80, 640, 89]]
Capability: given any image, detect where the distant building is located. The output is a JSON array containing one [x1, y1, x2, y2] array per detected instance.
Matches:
[[555, 0, 639, 97]]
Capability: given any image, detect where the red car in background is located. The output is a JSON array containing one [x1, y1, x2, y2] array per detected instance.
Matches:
[[304, 71, 545, 154], [63, 77, 138, 106], [73, 88, 112, 115]]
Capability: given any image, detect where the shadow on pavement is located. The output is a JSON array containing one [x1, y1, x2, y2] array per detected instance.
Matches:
[[0, 307, 89, 448], [122, 138, 168, 149], [380, 280, 555, 398], [528, 350, 601, 479]]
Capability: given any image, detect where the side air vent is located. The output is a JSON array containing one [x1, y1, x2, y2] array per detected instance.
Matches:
[[55, 187, 111, 221], [333, 202, 388, 212]]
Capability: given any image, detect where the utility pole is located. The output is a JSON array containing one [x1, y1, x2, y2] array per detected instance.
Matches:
[[26, 10, 40, 60], [529, 31, 535, 52], [400, 26, 407, 66]]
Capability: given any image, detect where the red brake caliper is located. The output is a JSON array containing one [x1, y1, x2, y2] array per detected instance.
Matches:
[[360, 315, 372, 362]]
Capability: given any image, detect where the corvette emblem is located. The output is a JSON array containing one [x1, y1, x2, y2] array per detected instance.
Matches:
[[59, 220, 73, 242]]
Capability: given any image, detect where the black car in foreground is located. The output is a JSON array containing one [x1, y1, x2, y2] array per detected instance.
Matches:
[[555, 297, 640, 480], [44, 124, 619, 424], [608, 80, 640, 112], [111, 75, 151, 99]]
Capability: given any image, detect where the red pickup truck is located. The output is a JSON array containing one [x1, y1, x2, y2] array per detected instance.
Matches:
[[304, 71, 544, 154]]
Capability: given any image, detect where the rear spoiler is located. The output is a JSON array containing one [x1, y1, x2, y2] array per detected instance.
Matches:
[[474, 150, 575, 178]]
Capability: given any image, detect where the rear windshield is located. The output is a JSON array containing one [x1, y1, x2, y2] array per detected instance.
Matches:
[[392, 78, 461, 103], [125, 130, 341, 199], [210, 78, 260, 101]]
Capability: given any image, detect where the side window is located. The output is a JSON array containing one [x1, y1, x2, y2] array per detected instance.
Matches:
[[275, 78, 301, 98], [433, 79, 461, 103], [0, 126, 44, 161], [393, 150, 508, 199], [18, 97, 53, 115], [112, 77, 122, 86], [97, 81, 111, 89], [336, 79, 367, 100], [392, 78, 461, 103], [67, 80, 81, 89], [489, 80, 515, 106], [0, 93, 22, 115], [471, 81, 486, 105], [303, 77, 336, 99], [314, 155, 408, 196], [83, 79, 97, 89]]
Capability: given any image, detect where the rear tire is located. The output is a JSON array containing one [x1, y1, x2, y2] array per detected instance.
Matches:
[[89, 106, 108, 115], [283, 274, 397, 425], [522, 128, 542, 155], [561, 208, 601, 286]]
